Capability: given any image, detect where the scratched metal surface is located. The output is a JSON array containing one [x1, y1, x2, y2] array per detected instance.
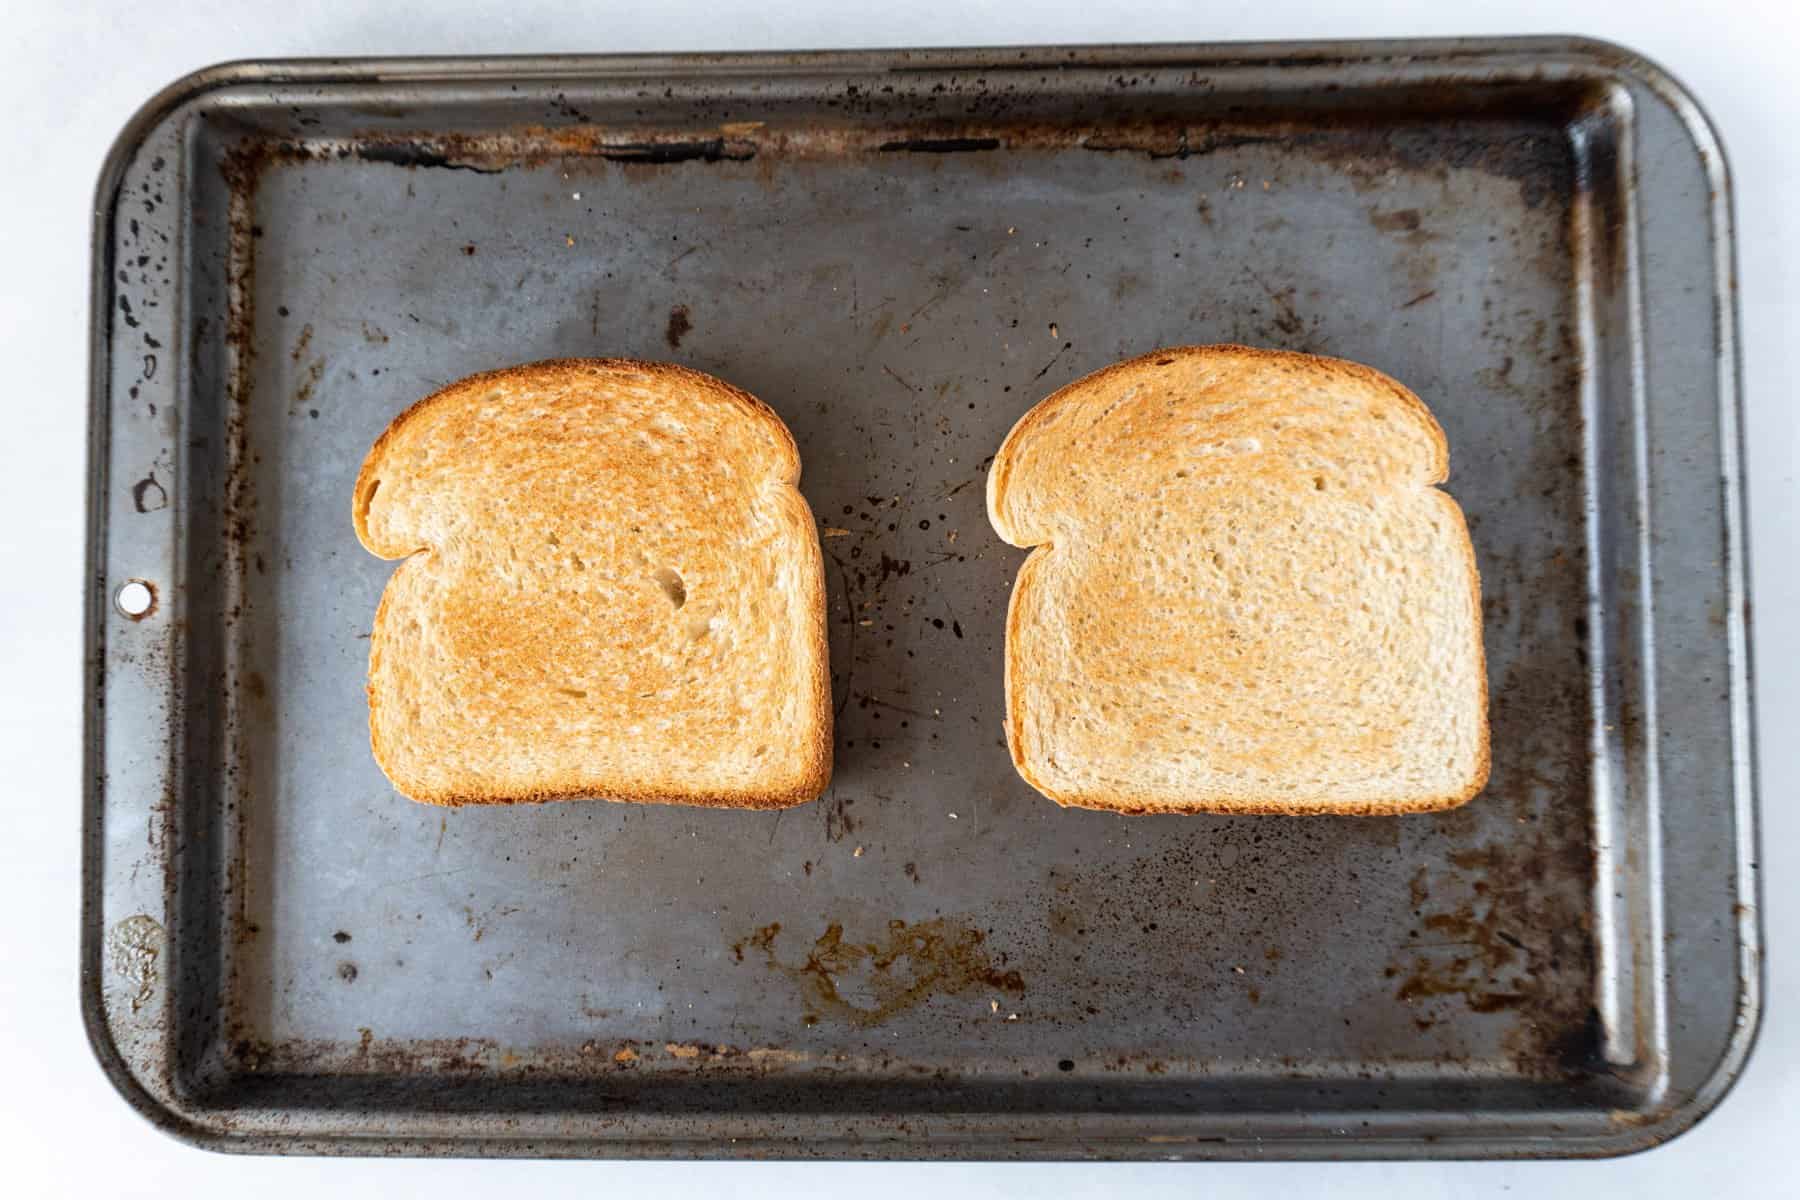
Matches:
[[83, 41, 1759, 1158]]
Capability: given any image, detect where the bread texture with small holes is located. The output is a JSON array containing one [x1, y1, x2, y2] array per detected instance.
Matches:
[[987, 344, 1488, 815], [353, 358, 831, 808]]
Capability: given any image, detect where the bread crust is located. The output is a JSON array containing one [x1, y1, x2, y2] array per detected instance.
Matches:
[[990, 344, 1489, 816], [354, 358, 831, 809], [354, 358, 803, 553]]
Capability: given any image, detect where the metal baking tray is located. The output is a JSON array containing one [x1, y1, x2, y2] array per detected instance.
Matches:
[[83, 39, 1760, 1159]]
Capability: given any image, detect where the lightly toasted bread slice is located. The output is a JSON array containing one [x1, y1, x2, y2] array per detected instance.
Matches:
[[353, 358, 831, 809], [987, 344, 1488, 815]]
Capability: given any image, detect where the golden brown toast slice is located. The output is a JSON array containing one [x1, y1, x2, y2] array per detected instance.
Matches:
[[987, 345, 1487, 814], [354, 358, 830, 808]]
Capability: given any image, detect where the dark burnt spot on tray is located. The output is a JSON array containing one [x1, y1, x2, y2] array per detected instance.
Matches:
[[550, 93, 593, 124], [235, 129, 754, 183], [824, 793, 855, 843], [879, 137, 1001, 154], [355, 142, 503, 174], [600, 138, 755, 165], [876, 553, 911, 586], [734, 918, 1023, 1028], [130, 471, 168, 514], [333, 930, 352, 944], [1546, 1005, 1608, 1076], [337, 961, 359, 983], [664, 304, 692, 350]]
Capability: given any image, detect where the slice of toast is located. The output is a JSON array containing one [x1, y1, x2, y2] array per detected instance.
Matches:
[[986, 345, 1488, 815], [352, 358, 831, 808]]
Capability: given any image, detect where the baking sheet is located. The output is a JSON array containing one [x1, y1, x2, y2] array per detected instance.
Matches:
[[83, 40, 1759, 1158]]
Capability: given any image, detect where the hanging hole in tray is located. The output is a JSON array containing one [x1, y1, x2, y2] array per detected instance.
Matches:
[[115, 579, 156, 620]]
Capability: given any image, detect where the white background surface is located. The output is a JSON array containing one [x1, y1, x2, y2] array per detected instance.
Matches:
[[3, 1, 1792, 1196]]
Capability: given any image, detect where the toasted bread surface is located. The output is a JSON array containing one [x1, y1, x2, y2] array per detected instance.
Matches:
[[987, 344, 1488, 815], [354, 358, 831, 808]]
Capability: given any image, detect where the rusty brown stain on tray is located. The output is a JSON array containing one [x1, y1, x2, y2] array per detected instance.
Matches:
[[732, 921, 782, 963], [216, 94, 1596, 209], [1368, 207, 1424, 232], [735, 918, 1024, 1027], [638, 1040, 809, 1069], [1367, 208, 1441, 247], [664, 304, 692, 349], [289, 357, 325, 417]]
